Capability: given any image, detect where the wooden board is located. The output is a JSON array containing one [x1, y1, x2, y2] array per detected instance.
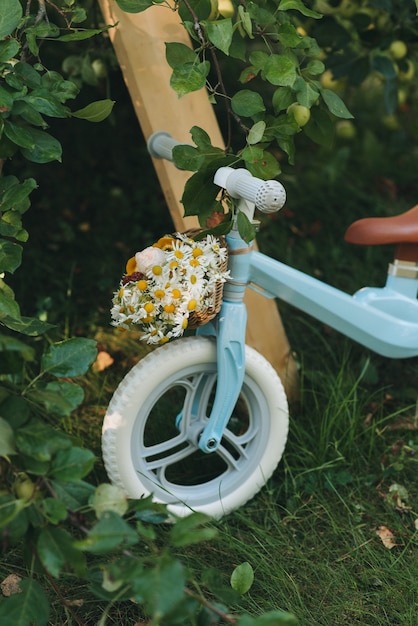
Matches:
[[97, 1, 298, 399]]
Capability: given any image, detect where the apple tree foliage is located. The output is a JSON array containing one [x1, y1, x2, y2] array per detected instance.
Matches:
[[116, 0, 418, 240]]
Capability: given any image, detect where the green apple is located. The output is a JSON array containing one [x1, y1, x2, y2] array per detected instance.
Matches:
[[208, 0, 219, 20], [382, 114, 400, 131], [13, 473, 36, 501], [389, 40, 407, 60], [398, 59, 415, 82], [335, 120, 356, 140], [287, 103, 311, 127], [218, 0, 234, 18], [92, 59, 107, 79], [320, 69, 344, 92], [337, 0, 359, 18]]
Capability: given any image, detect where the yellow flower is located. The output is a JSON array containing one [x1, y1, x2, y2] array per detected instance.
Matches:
[[153, 236, 175, 250], [126, 256, 136, 274]]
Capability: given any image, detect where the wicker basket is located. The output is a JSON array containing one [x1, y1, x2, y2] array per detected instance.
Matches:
[[178, 229, 228, 329]]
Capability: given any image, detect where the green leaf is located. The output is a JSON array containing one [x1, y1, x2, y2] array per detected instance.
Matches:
[[295, 79, 320, 107], [1, 315, 54, 335], [0, 395, 30, 429], [182, 169, 219, 217], [230, 561, 254, 594], [190, 126, 225, 156], [23, 91, 70, 118], [100, 556, 144, 594], [321, 89, 353, 119], [205, 19, 233, 55], [165, 42, 197, 68], [13, 61, 42, 89], [11, 100, 47, 127], [372, 54, 397, 80], [58, 26, 114, 41], [237, 210, 257, 243], [50, 479, 95, 510], [278, 0, 322, 18], [303, 107, 334, 147], [0, 578, 50, 626], [1, 502, 28, 544], [0, 495, 26, 529], [0, 176, 37, 211], [170, 62, 210, 98], [0, 84, 14, 111], [243, 149, 280, 180], [0, 38, 20, 62], [0, 239, 22, 272], [41, 71, 79, 103], [29, 380, 85, 416], [264, 55, 297, 87], [306, 59, 325, 76], [0, 416, 16, 456], [39, 497, 68, 523], [0, 334, 34, 360], [72, 99, 115, 122], [272, 87, 294, 113], [254, 609, 299, 625], [50, 446, 95, 481], [133, 555, 186, 617], [37, 527, 86, 578], [172, 144, 205, 171], [0, 288, 20, 319], [0, 0, 22, 39], [178, 0, 211, 21], [277, 23, 304, 48], [15, 421, 71, 462], [170, 512, 217, 547], [20, 128, 62, 163], [41, 337, 97, 377], [115, 0, 154, 13], [74, 510, 139, 553], [238, 6, 254, 38], [231, 90, 265, 116], [247, 120, 266, 145]]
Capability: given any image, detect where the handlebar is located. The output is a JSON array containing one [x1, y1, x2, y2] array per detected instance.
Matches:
[[147, 131, 286, 214]]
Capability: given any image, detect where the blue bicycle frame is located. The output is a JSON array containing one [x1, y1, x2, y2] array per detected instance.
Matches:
[[197, 220, 418, 453]]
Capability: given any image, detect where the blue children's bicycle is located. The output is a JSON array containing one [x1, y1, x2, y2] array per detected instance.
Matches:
[[102, 131, 418, 520]]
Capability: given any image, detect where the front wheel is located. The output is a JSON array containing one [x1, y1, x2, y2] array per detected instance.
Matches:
[[102, 336, 288, 519]]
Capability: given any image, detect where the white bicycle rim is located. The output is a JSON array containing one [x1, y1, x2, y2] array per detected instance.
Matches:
[[102, 336, 288, 519]]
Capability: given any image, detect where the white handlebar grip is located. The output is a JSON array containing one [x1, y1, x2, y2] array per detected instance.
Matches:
[[219, 167, 286, 213], [147, 131, 180, 161], [254, 180, 287, 213]]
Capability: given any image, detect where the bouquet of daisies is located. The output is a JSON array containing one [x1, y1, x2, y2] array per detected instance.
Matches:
[[111, 233, 229, 345]]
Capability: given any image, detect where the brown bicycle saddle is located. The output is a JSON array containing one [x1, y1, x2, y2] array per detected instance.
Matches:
[[344, 204, 418, 262]]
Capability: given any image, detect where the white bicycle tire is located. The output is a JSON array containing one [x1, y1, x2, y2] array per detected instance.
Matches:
[[102, 336, 288, 519]]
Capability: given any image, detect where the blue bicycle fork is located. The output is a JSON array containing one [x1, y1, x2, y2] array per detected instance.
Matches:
[[196, 228, 253, 453]]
